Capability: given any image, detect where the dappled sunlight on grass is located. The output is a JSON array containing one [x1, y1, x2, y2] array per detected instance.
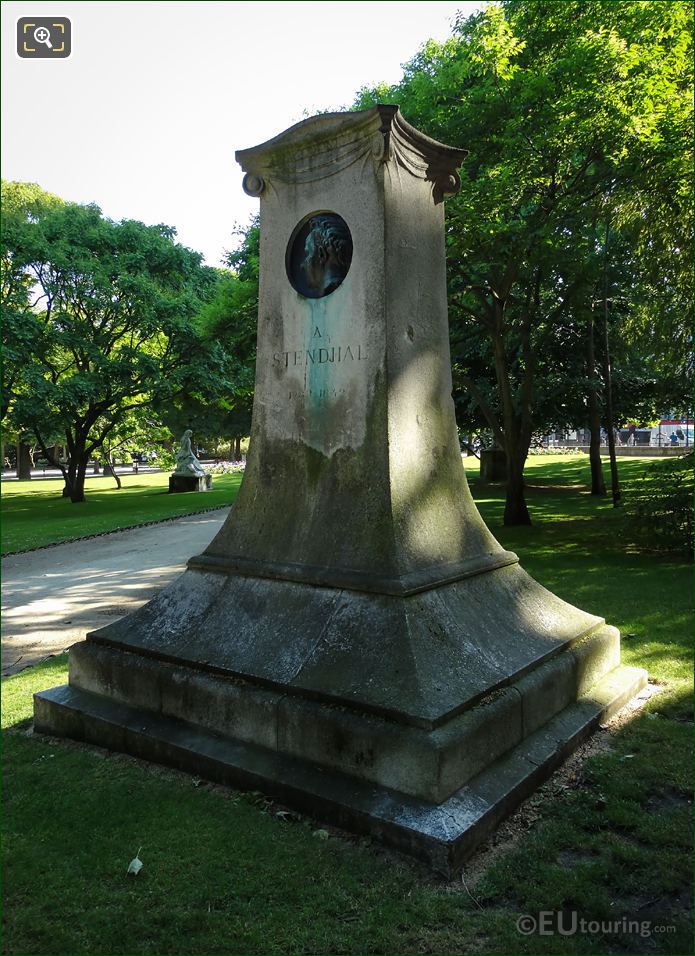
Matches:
[[464, 455, 692, 695], [1, 454, 691, 955]]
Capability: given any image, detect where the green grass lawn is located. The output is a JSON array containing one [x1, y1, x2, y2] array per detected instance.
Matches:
[[1, 471, 244, 554], [2, 455, 692, 954]]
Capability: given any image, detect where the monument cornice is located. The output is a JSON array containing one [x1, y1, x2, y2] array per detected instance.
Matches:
[[236, 104, 467, 203], [187, 548, 519, 598]]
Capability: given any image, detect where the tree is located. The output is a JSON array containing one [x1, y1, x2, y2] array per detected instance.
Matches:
[[1, 181, 63, 423], [201, 222, 259, 454], [157, 222, 259, 459], [91, 409, 172, 489], [3, 188, 219, 502], [354, 0, 693, 523]]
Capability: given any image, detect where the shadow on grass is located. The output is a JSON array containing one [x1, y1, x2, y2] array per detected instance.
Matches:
[[1, 453, 692, 955]]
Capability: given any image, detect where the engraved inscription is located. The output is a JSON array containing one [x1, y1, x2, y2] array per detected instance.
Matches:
[[273, 344, 367, 369], [288, 387, 347, 400]]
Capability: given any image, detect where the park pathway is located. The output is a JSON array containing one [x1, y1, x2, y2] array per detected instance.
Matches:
[[1, 508, 230, 676]]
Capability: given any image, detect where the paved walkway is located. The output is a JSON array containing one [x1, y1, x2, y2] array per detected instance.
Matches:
[[1, 509, 230, 676], [2, 465, 164, 481]]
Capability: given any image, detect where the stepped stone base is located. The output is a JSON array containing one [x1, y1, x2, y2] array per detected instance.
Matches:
[[32, 562, 645, 871], [34, 664, 645, 875]]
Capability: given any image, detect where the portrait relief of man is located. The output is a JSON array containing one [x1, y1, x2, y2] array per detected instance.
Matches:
[[298, 214, 352, 297]]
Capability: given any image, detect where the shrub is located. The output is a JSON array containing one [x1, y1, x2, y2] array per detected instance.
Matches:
[[624, 454, 693, 556]]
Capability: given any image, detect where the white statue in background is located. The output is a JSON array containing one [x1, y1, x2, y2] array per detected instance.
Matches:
[[174, 429, 205, 477]]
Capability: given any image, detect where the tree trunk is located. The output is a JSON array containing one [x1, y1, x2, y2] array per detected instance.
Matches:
[[586, 313, 606, 495], [504, 451, 531, 526], [17, 442, 33, 480], [233, 436, 242, 461], [63, 458, 76, 497], [601, 219, 620, 506], [69, 446, 89, 502], [602, 351, 621, 506], [489, 287, 535, 526], [587, 418, 605, 495], [103, 457, 122, 489], [32, 430, 71, 495]]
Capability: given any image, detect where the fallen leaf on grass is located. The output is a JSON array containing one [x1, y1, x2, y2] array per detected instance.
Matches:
[[126, 847, 144, 875]]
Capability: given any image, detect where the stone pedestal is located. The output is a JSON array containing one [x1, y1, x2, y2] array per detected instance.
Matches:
[[34, 106, 645, 874], [168, 474, 211, 493], [480, 448, 508, 483]]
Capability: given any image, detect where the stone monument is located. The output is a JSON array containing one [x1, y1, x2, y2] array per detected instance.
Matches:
[[168, 429, 211, 493], [35, 106, 646, 874]]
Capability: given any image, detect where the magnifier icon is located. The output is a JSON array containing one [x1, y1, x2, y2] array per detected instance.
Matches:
[[34, 26, 53, 49]]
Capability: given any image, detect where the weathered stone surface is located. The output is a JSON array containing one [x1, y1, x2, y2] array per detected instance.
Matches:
[[168, 474, 211, 493], [34, 663, 646, 876], [34, 106, 646, 869], [201, 106, 511, 594], [84, 563, 606, 729], [67, 611, 626, 804], [60, 638, 527, 802]]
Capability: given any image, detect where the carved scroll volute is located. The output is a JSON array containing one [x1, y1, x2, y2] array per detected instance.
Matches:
[[361, 107, 468, 202], [382, 109, 467, 204], [434, 170, 462, 204], [242, 173, 265, 197]]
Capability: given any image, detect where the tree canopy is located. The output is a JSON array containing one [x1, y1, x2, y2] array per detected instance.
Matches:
[[155, 220, 260, 458], [1, 184, 221, 501], [355, 0, 693, 522]]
